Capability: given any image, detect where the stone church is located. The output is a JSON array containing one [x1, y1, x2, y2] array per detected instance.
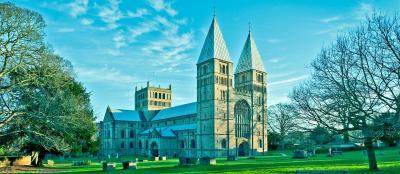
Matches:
[[99, 16, 268, 158]]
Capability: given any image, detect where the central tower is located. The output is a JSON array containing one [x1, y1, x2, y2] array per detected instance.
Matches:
[[196, 16, 235, 158]]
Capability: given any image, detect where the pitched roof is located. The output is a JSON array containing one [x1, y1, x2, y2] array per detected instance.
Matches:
[[197, 17, 231, 64], [109, 107, 142, 121], [151, 102, 196, 121], [235, 32, 266, 74], [140, 123, 197, 137]]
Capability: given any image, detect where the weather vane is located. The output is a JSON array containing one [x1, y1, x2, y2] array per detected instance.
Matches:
[[213, 6, 216, 17], [248, 22, 251, 32]]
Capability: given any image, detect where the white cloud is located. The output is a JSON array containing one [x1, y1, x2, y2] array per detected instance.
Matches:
[[354, 3, 373, 20], [148, 0, 177, 16], [113, 31, 127, 49], [270, 75, 309, 86], [80, 18, 94, 25], [68, 0, 89, 17], [128, 20, 159, 41], [268, 57, 281, 63], [127, 8, 150, 18], [107, 49, 123, 56], [136, 15, 195, 69], [266, 38, 281, 43], [142, 30, 194, 66], [314, 23, 352, 36], [97, 0, 123, 29], [57, 27, 75, 33], [75, 66, 136, 84], [268, 95, 290, 106], [320, 16, 341, 23]]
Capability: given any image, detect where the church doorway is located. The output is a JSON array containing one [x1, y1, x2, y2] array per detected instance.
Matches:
[[238, 141, 249, 156], [150, 142, 159, 157]]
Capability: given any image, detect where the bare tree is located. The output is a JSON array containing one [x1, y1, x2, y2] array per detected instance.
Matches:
[[267, 103, 298, 150], [291, 12, 400, 171]]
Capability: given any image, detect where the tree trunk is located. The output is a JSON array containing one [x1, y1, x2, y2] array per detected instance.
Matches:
[[279, 138, 285, 151], [365, 138, 378, 171], [343, 131, 350, 143], [31, 151, 45, 167]]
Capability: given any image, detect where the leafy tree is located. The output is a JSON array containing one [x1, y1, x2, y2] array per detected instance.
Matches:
[[267, 103, 299, 150], [0, 2, 46, 128], [309, 126, 332, 145], [374, 113, 400, 147], [267, 131, 281, 150], [0, 3, 98, 166]]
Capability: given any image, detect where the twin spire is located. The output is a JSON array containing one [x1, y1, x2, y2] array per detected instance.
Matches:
[[197, 17, 231, 64], [197, 16, 266, 73]]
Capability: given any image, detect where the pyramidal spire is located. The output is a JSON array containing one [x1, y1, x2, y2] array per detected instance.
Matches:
[[197, 17, 231, 64], [235, 31, 266, 73]]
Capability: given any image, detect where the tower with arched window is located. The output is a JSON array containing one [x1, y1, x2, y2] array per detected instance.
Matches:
[[196, 16, 236, 158], [234, 31, 268, 156], [99, 15, 268, 159]]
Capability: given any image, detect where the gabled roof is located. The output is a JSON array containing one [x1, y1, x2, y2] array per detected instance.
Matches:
[[108, 107, 142, 122], [197, 16, 231, 64], [140, 123, 197, 137], [235, 32, 266, 74], [151, 102, 196, 121]]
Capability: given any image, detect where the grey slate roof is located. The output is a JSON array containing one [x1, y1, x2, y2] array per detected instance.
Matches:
[[235, 32, 266, 74], [151, 102, 196, 121], [109, 108, 142, 121], [197, 17, 231, 64], [140, 123, 197, 137]]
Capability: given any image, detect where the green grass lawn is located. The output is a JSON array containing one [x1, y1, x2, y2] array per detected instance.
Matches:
[[43, 147, 400, 174]]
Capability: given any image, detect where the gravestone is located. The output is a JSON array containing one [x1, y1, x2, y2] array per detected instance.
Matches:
[[199, 157, 216, 165], [227, 155, 237, 161], [293, 150, 308, 159], [161, 156, 167, 160], [122, 161, 137, 170], [47, 160, 54, 166], [179, 157, 199, 166], [102, 162, 116, 172], [148, 156, 159, 161]]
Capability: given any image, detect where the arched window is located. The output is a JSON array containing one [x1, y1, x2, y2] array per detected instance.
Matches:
[[190, 139, 196, 148], [121, 130, 125, 138], [138, 140, 142, 149], [130, 142, 134, 148], [258, 139, 263, 148], [120, 142, 125, 148], [221, 139, 227, 148], [129, 130, 134, 138], [180, 140, 185, 148], [146, 140, 149, 149], [257, 115, 261, 122]]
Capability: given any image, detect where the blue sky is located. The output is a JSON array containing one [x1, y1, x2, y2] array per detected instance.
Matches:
[[9, 0, 400, 120]]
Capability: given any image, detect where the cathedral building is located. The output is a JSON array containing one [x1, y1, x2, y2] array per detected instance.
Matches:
[[99, 16, 268, 158]]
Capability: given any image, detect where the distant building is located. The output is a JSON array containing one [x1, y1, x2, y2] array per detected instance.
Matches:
[[99, 16, 268, 158]]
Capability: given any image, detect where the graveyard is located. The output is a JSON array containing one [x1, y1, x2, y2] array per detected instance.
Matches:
[[2, 1, 400, 174], [1, 147, 399, 173]]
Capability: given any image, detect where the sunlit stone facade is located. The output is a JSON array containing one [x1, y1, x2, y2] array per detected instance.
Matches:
[[99, 16, 268, 158]]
